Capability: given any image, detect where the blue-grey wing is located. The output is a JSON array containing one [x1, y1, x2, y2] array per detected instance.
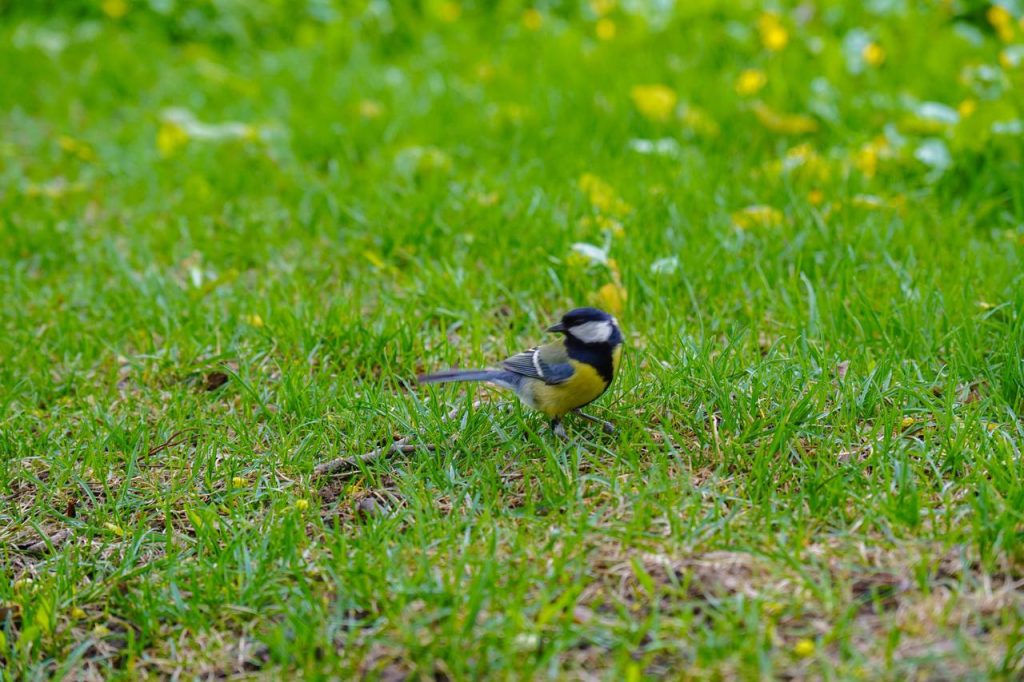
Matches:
[[501, 343, 574, 385]]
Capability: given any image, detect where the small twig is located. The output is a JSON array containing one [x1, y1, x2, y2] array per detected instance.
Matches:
[[19, 528, 72, 555], [148, 429, 191, 457], [314, 401, 480, 477], [313, 438, 436, 476]]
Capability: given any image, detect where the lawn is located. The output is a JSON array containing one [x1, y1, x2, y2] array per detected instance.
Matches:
[[2, 0, 1024, 679]]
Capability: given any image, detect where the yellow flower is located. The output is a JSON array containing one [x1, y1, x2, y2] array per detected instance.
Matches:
[[862, 42, 885, 67], [852, 136, 892, 178], [735, 69, 767, 96], [900, 416, 916, 429], [808, 189, 824, 206], [578, 173, 632, 215], [596, 18, 617, 41], [246, 314, 264, 328], [732, 205, 784, 229], [752, 102, 818, 135], [958, 99, 977, 118], [157, 121, 189, 157], [630, 84, 678, 123], [357, 99, 384, 120], [793, 638, 815, 658], [101, 0, 129, 20], [295, 499, 310, 512], [999, 48, 1023, 69], [437, 1, 461, 23], [522, 9, 543, 31], [71, 607, 87, 619], [104, 522, 125, 537], [987, 5, 1015, 42], [231, 476, 246, 487], [758, 13, 789, 52], [591, 282, 627, 316]]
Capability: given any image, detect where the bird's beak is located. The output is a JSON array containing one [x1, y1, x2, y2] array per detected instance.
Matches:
[[546, 322, 566, 333]]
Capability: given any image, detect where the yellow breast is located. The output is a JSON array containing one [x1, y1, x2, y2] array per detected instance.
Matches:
[[532, 359, 611, 419]]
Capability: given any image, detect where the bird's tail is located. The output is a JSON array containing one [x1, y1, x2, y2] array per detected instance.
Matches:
[[417, 369, 517, 389]]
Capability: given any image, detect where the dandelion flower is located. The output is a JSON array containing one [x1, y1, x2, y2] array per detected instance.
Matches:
[[438, 1, 461, 23], [630, 84, 678, 123], [295, 499, 310, 512], [232, 476, 246, 487], [793, 638, 815, 658], [958, 99, 977, 118], [101, 0, 129, 20], [735, 69, 767, 96], [157, 121, 189, 157], [732, 205, 784, 229], [987, 5, 1015, 42], [862, 42, 885, 67], [595, 18, 617, 41], [522, 9, 543, 31], [591, 282, 627, 317], [900, 416, 916, 429], [758, 13, 789, 52], [246, 314, 264, 328]]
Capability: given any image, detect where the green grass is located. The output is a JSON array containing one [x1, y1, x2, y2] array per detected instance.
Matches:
[[2, 1, 1024, 679]]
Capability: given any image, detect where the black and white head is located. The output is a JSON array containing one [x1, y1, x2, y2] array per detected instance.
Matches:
[[547, 307, 622, 346]]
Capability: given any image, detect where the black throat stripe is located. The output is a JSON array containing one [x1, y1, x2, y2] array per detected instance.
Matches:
[[565, 341, 616, 384]]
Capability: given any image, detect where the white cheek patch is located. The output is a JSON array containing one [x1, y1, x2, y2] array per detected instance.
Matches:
[[568, 320, 613, 343]]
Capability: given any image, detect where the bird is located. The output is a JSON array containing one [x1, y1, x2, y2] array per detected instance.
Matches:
[[418, 307, 624, 439]]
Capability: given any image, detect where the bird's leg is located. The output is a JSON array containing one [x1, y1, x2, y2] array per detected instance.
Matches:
[[574, 409, 615, 435], [551, 418, 569, 441]]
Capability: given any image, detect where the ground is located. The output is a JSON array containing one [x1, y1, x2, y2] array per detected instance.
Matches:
[[2, 1, 1024, 679]]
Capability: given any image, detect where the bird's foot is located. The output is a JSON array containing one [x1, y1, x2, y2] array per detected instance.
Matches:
[[551, 419, 569, 441], [574, 409, 615, 435]]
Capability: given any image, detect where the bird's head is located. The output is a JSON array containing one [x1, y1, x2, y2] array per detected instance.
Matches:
[[546, 307, 622, 346]]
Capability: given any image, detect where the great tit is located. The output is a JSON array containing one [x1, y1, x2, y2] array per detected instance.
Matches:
[[418, 307, 623, 439]]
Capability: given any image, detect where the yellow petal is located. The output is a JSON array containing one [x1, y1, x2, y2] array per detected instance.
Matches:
[[862, 42, 885, 67], [101, 0, 129, 19], [522, 9, 543, 31], [735, 69, 767, 96], [630, 84, 678, 123], [758, 13, 789, 51], [591, 282, 627, 316], [156, 121, 189, 157], [731, 205, 784, 229], [793, 638, 815, 657]]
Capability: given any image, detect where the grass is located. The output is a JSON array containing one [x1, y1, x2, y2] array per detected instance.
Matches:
[[2, 0, 1024, 678]]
